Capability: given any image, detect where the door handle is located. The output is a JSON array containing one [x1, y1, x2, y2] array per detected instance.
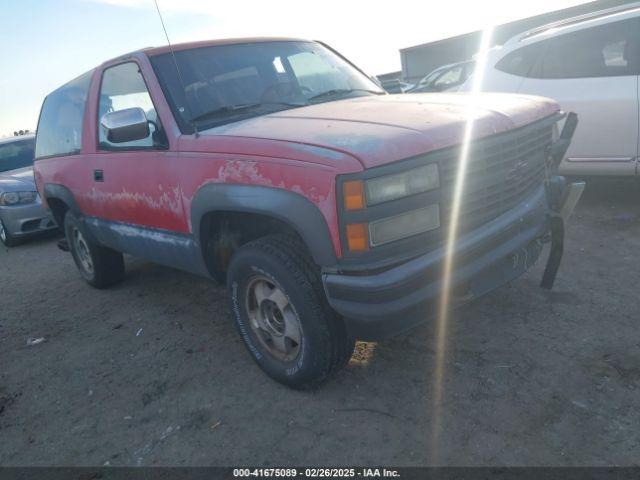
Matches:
[[94, 169, 104, 182]]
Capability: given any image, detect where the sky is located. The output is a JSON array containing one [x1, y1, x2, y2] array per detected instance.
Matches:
[[0, 0, 590, 137]]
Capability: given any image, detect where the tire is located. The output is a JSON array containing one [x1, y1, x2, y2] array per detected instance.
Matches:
[[227, 234, 355, 389], [0, 217, 19, 247], [64, 211, 125, 288]]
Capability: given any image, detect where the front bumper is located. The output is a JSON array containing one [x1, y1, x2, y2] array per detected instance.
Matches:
[[323, 181, 582, 341], [0, 201, 57, 239]]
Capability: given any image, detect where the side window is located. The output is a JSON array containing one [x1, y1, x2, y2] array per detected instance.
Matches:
[[35, 71, 92, 159], [537, 18, 640, 79], [495, 43, 544, 77], [98, 62, 162, 150]]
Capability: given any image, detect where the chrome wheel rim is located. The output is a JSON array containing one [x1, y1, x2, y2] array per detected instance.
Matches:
[[72, 228, 93, 274], [0, 220, 6, 243], [245, 275, 302, 361]]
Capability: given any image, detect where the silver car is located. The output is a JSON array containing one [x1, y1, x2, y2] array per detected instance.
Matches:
[[0, 135, 57, 247]]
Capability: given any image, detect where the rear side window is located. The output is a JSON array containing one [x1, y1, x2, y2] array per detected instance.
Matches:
[[499, 17, 640, 79], [35, 71, 92, 159], [537, 18, 640, 78], [0, 138, 35, 172]]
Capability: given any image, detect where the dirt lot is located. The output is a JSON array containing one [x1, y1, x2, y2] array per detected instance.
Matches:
[[1, 179, 639, 466]]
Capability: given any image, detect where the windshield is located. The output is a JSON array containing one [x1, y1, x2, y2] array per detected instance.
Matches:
[[0, 138, 35, 173], [150, 41, 384, 132], [418, 68, 445, 87]]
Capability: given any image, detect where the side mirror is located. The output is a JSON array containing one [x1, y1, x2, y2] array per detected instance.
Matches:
[[100, 107, 150, 143]]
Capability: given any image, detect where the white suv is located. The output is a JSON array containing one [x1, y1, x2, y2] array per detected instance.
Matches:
[[461, 4, 640, 177]]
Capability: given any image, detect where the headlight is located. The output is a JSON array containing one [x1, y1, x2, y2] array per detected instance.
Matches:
[[341, 163, 442, 252], [0, 191, 38, 206], [343, 163, 440, 211], [365, 163, 439, 206], [369, 204, 440, 246]]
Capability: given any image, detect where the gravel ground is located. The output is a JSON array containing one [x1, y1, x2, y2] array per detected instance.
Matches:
[[0, 178, 638, 467]]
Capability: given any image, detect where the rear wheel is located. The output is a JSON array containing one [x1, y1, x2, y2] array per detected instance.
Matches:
[[64, 211, 125, 288], [227, 234, 355, 389], [0, 217, 19, 247]]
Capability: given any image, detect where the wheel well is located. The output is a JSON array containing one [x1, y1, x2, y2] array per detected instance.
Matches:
[[199, 211, 311, 280], [46, 197, 69, 228]]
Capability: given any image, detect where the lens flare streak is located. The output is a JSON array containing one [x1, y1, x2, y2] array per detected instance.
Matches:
[[430, 26, 494, 464]]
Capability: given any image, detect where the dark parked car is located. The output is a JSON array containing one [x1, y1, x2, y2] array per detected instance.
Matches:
[[0, 135, 56, 247], [379, 78, 413, 93], [407, 60, 475, 93]]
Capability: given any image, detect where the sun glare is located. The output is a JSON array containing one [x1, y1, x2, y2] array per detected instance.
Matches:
[[430, 25, 495, 464]]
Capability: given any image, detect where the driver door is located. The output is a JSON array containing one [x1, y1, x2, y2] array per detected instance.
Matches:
[[81, 61, 192, 270]]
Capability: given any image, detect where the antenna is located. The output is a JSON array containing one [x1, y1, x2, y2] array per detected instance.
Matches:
[[153, 0, 199, 137]]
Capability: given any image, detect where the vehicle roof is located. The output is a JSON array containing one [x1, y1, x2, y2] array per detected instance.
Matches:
[[45, 38, 315, 106], [504, 2, 640, 47], [141, 37, 312, 57], [0, 134, 35, 145]]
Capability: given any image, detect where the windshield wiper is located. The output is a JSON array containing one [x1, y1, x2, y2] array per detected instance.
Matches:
[[308, 88, 383, 102], [191, 102, 307, 124]]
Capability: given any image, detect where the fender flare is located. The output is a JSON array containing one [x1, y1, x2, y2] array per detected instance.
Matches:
[[43, 183, 83, 224], [191, 183, 338, 267]]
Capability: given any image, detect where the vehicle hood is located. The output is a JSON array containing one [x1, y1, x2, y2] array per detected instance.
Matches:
[[0, 167, 36, 192], [200, 93, 559, 169]]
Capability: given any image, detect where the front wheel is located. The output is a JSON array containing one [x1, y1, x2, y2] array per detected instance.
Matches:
[[64, 211, 125, 288], [0, 217, 19, 247], [227, 234, 355, 389]]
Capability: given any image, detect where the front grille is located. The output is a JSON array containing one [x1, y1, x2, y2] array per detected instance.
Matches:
[[335, 116, 556, 269], [21, 219, 42, 232], [439, 121, 552, 233]]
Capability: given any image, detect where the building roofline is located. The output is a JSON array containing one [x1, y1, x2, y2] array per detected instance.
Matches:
[[400, 31, 479, 53]]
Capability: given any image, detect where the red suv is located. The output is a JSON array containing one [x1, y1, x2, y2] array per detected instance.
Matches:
[[34, 38, 582, 388]]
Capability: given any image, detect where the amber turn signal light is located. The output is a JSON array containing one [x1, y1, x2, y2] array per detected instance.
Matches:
[[346, 223, 369, 252], [343, 180, 365, 211]]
